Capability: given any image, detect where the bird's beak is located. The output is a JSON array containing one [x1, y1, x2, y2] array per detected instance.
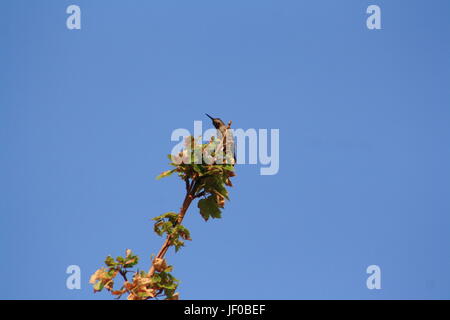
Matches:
[[205, 113, 214, 120]]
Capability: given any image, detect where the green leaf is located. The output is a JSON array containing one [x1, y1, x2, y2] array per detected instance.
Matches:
[[192, 164, 204, 175], [164, 288, 176, 299], [137, 292, 150, 298], [214, 183, 229, 200], [173, 240, 184, 252], [164, 266, 173, 273], [152, 212, 178, 222], [104, 256, 116, 267], [160, 282, 177, 290], [153, 221, 164, 236], [222, 164, 234, 172], [204, 176, 229, 200], [176, 225, 191, 241], [156, 169, 176, 180], [107, 268, 117, 277], [93, 281, 104, 292], [151, 274, 162, 284], [162, 221, 174, 234], [124, 255, 139, 268], [197, 195, 221, 221]]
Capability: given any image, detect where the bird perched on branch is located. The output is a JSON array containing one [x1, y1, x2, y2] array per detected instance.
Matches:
[[205, 114, 236, 165]]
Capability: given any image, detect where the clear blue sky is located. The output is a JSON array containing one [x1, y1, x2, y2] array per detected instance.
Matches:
[[1, 0, 450, 299]]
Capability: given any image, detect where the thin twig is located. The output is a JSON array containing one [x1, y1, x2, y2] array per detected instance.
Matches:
[[119, 269, 128, 282]]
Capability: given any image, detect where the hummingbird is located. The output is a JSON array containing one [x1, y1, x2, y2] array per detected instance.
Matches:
[[205, 113, 236, 165]]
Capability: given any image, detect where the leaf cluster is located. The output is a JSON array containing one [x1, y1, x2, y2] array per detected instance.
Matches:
[[157, 136, 235, 222], [153, 212, 192, 252], [90, 249, 179, 300]]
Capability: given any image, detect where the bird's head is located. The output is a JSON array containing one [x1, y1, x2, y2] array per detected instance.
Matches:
[[205, 113, 224, 129]]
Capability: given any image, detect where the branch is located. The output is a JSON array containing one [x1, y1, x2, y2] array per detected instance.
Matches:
[[148, 183, 196, 277], [119, 269, 128, 282]]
